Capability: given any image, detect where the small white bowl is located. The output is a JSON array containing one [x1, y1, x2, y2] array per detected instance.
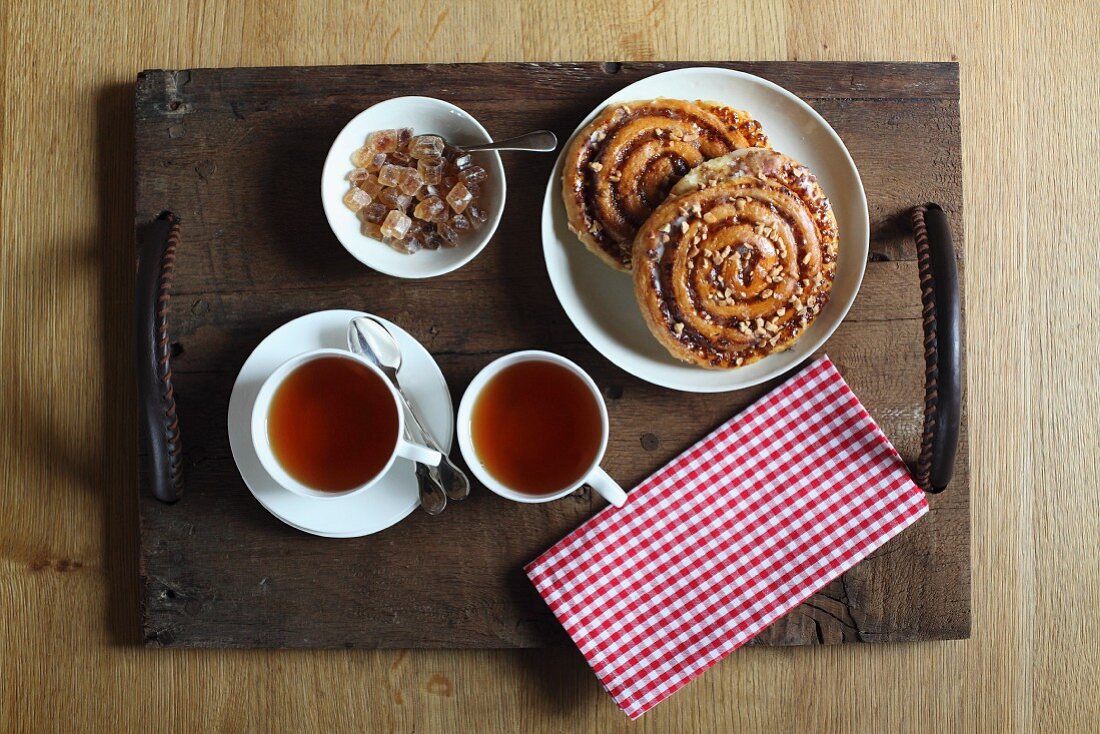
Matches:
[[321, 96, 506, 279]]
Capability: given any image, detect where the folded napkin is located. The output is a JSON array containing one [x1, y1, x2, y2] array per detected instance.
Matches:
[[525, 356, 928, 719]]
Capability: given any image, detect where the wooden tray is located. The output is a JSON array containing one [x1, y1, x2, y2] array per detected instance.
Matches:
[[134, 62, 968, 648]]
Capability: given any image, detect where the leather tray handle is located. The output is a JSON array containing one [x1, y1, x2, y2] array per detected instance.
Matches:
[[910, 204, 961, 493], [136, 212, 184, 503]]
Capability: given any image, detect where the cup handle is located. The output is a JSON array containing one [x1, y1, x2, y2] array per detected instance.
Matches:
[[586, 466, 628, 508], [396, 437, 443, 467]]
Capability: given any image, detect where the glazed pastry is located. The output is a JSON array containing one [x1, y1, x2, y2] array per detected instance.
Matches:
[[562, 99, 769, 271], [632, 148, 838, 368]]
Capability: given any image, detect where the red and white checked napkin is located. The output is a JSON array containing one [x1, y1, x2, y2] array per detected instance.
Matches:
[[525, 356, 928, 719]]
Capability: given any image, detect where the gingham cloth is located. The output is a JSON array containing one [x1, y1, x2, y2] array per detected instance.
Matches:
[[524, 356, 928, 719]]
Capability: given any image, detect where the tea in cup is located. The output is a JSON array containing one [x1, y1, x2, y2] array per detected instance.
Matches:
[[252, 349, 441, 499], [457, 351, 627, 507]]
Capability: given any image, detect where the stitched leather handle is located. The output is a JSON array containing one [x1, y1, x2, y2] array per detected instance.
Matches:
[[910, 204, 961, 493], [136, 212, 184, 503]]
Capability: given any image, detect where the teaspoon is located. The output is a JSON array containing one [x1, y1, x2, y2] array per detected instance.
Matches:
[[454, 130, 557, 153], [347, 320, 449, 515], [349, 317, 472, 502]]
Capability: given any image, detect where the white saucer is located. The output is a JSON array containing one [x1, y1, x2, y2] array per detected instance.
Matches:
[[227, 310, 454, 538]]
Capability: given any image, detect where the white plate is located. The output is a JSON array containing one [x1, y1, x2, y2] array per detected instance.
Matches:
[[227, 310, 453, 538], [540, 67, 869, 392], [321, 96, 506, 279]]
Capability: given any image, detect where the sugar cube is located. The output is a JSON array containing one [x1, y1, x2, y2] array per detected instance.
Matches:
[[410, 135, 445, 159], [343, 187, 372, 211], [365, 129, 399, 154], [381, 209, 412, 240], [362, 201, 388, 224], [446, 182, 473, 214], [459, 165, 487, 185], [414, 196, 446, 222], [398, 167, 423, 195], [377, 164, 403, 187], [417, 156, 445, 185]]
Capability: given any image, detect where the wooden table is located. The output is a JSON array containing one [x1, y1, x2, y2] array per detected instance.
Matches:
[[1, 1, 1095, 732]]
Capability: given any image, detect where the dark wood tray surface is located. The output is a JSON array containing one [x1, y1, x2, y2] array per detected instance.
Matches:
[[134, 61, 968, 648]]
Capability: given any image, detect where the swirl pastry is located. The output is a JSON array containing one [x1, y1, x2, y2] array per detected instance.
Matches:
[[562, 99, 770, 271], [632, 148, 839, 368]]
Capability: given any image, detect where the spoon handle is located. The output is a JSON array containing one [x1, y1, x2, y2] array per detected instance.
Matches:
[[401, 391, 472, 501], [459, 130, 557, 153]]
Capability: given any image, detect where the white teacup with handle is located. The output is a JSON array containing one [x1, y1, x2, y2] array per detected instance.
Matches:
[[252, 348, 442, 500], [457, 350, 628, 508]]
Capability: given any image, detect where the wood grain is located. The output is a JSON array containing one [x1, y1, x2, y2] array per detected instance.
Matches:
[[1, 1, 1096, 732], [133, 61, 967, 649]]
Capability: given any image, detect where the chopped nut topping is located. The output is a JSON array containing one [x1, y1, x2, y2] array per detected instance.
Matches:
[[589, 161, 603, 172], [673, 322, 685, 336], [680, 221, 689, 234]]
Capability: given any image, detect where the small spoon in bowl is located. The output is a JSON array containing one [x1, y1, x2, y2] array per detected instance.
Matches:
[[453, 130, 557, 153]]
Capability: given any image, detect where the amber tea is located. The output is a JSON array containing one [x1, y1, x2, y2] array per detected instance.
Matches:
[[267, 356, 399, 492], [470, 360, 603, 495]]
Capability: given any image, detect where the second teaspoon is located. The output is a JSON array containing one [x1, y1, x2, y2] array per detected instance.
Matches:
[[347, 320, 448, 515], [350, 317, 471, 502]]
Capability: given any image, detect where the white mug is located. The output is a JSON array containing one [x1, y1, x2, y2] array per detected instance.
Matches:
[[457, 350, 628, 508], [251, 348, 442, 499]]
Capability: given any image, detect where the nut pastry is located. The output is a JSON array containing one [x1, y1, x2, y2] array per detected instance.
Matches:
[[632, 148, 839, 368], [562, 99, 769, 271]]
